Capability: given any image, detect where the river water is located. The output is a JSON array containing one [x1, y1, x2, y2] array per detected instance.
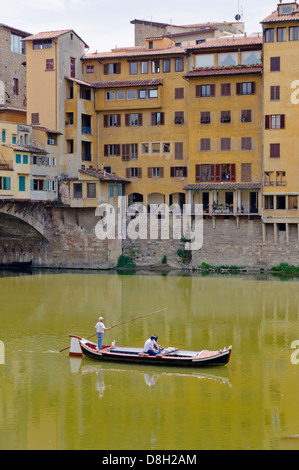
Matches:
[[0, 269, 299, 450]]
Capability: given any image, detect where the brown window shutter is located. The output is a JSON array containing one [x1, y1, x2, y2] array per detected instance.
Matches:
[[116, 144, 121, 156], [175, 142, 183, 159], [160, 167, 164, 178], [138, 113, 143, 126], [175, 88, 184, 99], [195, 85, 201, 97], [183, 167, 188, 177], [231, 163, 236, 182], [116, 63, 121, 74], [170, 167, 175, 177], [160, 112, 165, 125], [122, 144, 130, 161], [151, 113, 156, 125], [137, 168, 142, 178], [104, 145, 108, 156], [251, 82, 256, 94], [147, 167, 152, 178], [196, 164, 201, 182], [126, 168, 130, 178], [210, 164, 215, 182], [210, 84, 215, 96], [116, 115, 121, 127], [103, 64, 109, 75], [265, 115, 270, 129], [270, 143, 280, 158], [103, 115, 108, 127], [280, 114, 285, 129], [236, 83, 241, 95], [125, 114, 130, 127], [215, 164, 221, 182]]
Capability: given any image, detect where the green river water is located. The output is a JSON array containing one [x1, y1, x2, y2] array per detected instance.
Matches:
[[0, 269, 299, 450]]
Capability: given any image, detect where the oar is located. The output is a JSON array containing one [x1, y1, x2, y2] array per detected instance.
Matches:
[[59, 307, 168, 353]]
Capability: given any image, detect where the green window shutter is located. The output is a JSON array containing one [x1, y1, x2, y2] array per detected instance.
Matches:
[[19, 176, 25, 192], [23, 155, 28, 164], [109, 184, 114, 198], [3, 177, 11, 190], [16, 154, 21, 164]]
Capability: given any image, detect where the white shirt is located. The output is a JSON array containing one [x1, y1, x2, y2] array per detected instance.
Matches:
[[144, 338, 154, 352], [95, 321, 105, 334]]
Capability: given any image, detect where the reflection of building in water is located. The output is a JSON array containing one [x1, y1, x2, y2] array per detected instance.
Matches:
[[144, 374, 158, 387]]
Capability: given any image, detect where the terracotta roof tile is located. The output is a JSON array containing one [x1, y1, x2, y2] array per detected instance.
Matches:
[[3, 144, 48, 155], [184, 64, 262, 78], [79, 169, 131, 183], [24, 29, 88, 47], [184, 182, 262, 190], [83, 46, 186, 60], [262, 9, 299, 23], [93, 79, 163, 89], [186, 35, 262, 50]]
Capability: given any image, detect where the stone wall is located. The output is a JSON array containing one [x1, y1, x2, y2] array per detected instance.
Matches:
[[1, 207, 299, 270]]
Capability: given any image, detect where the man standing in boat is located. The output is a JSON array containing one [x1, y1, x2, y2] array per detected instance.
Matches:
[[95, 316, 111, 351]]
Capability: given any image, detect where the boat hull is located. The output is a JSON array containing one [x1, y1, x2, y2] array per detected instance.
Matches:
[[69, 336, 232, 368]]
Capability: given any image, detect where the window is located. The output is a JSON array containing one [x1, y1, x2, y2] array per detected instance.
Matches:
[[236, 82, 255, 95], [221, 111, 231, 123], [270, 57, 280, 72], [277, 27, 286, 42], [265, 114, 285, 129], [104, 144, 121, 156], [148, 88, 158, 98], [151, 60, 160, 73], [82, 141, 92, 161], [87, 183, 96, 198], [70, 58, 75, 78], [141, 143, 149, 154], [16, 154, 21, 164], [23, 155, 29, 164], [265, 28, 274, 43], [104, 114, 121, 127], [219, 164, 234, 182], [31, 113, 39, 124], [163, 59, 170, 73], [12, 135, 17, 144], [163, 143, 170, 153], [241, 137, 252, 150], [19, 176, 26, 192], [66, 139, 74, 153], [174, 111, 184, 124], [175, 142, 183, 160], [221, 138, 231, 151], [218, 52, 238, 67], [127, 90, 136, 100], [138, 89, 147, 99], [241, 51, 261, 65], [127, 168, 142, 178], [122, 144, 138, 161], [152, 143, 160, 154], [200, 112, 211, 124], [241, 163, 252, 182], [141, 61, 148, 74], [13, 78, 19, 95], [175, 88, 184, 99], [106, 91, 115, 101], [170, 167, 187, 177], [195, 54, 214, 68], [74, 183, 82, 198], [86, 65, 94, 73], [0, 176, 11, 190], [290, 26, 299, 41], [151, 112, 164, 126], [117, 90, 125, 100], [129, 62, 138, 74], [33, 39, 52, 49], [2, 130, 6, 142], [265, 195, 274, 210], [148, 167, 164, 178], [31, 179, 44, 191], [221, 83, 231, 96], [46, 59, 54, 70], [81, 114, 92, 134], [104, 63, 121, 74], [270, 143, 280, 158], [241, 110, 252, 122], [109, 185, 114, 198], [196, 84, 215, 97], [125, 113, 142, 126], [270, 86, 280, 101], [175, 58, 184, 72], [200, 138, 211, 151], [11, 34, 25, 54], [196, 164, 215, 182]]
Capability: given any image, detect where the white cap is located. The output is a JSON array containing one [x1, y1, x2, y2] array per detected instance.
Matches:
[[99, 316, 104, 321]]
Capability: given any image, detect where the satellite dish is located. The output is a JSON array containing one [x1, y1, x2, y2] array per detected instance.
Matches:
[[235, 14, 241, 21]]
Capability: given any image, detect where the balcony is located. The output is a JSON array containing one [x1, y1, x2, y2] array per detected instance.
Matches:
[[212, 203, 234, 215]]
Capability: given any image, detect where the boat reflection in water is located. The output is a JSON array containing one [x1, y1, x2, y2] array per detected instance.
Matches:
[[69, 357, 232, 398]]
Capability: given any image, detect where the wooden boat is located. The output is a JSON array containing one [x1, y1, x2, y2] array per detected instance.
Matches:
[[69, 335, 232, 367]]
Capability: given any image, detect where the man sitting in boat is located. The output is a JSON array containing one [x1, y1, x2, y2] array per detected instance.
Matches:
[[144, 335, 161, 356]]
